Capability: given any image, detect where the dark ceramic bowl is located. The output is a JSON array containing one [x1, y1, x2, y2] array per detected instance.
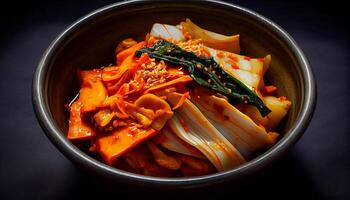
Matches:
[[32, 0, 316, 188]]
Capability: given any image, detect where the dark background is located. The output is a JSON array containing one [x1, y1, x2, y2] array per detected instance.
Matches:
[[0, 0, 349, 199]]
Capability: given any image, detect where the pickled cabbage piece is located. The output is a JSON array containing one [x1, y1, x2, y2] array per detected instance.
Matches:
[[150, 23, 186, 42], [168, 99, 246, 171], [181, 18, 240, 53], [191, 87, 271, 159]]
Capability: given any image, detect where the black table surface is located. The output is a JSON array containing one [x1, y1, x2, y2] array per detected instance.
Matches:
[[0, 0, 349, 199]]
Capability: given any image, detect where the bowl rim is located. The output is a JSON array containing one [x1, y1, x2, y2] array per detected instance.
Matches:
[[32, 0, 316, 188]]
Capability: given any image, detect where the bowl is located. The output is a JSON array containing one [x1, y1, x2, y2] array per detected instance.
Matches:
[[32, 0, 316, 188]]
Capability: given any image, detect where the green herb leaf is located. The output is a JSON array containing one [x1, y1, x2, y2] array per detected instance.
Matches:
[[135, 40, 271, 117]]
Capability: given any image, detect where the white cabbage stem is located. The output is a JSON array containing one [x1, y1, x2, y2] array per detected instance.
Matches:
[[150, 23, 185, 42], [168, 99, 245, 171], [191, 88, 271, 159], [157, 127, 206, 159]]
